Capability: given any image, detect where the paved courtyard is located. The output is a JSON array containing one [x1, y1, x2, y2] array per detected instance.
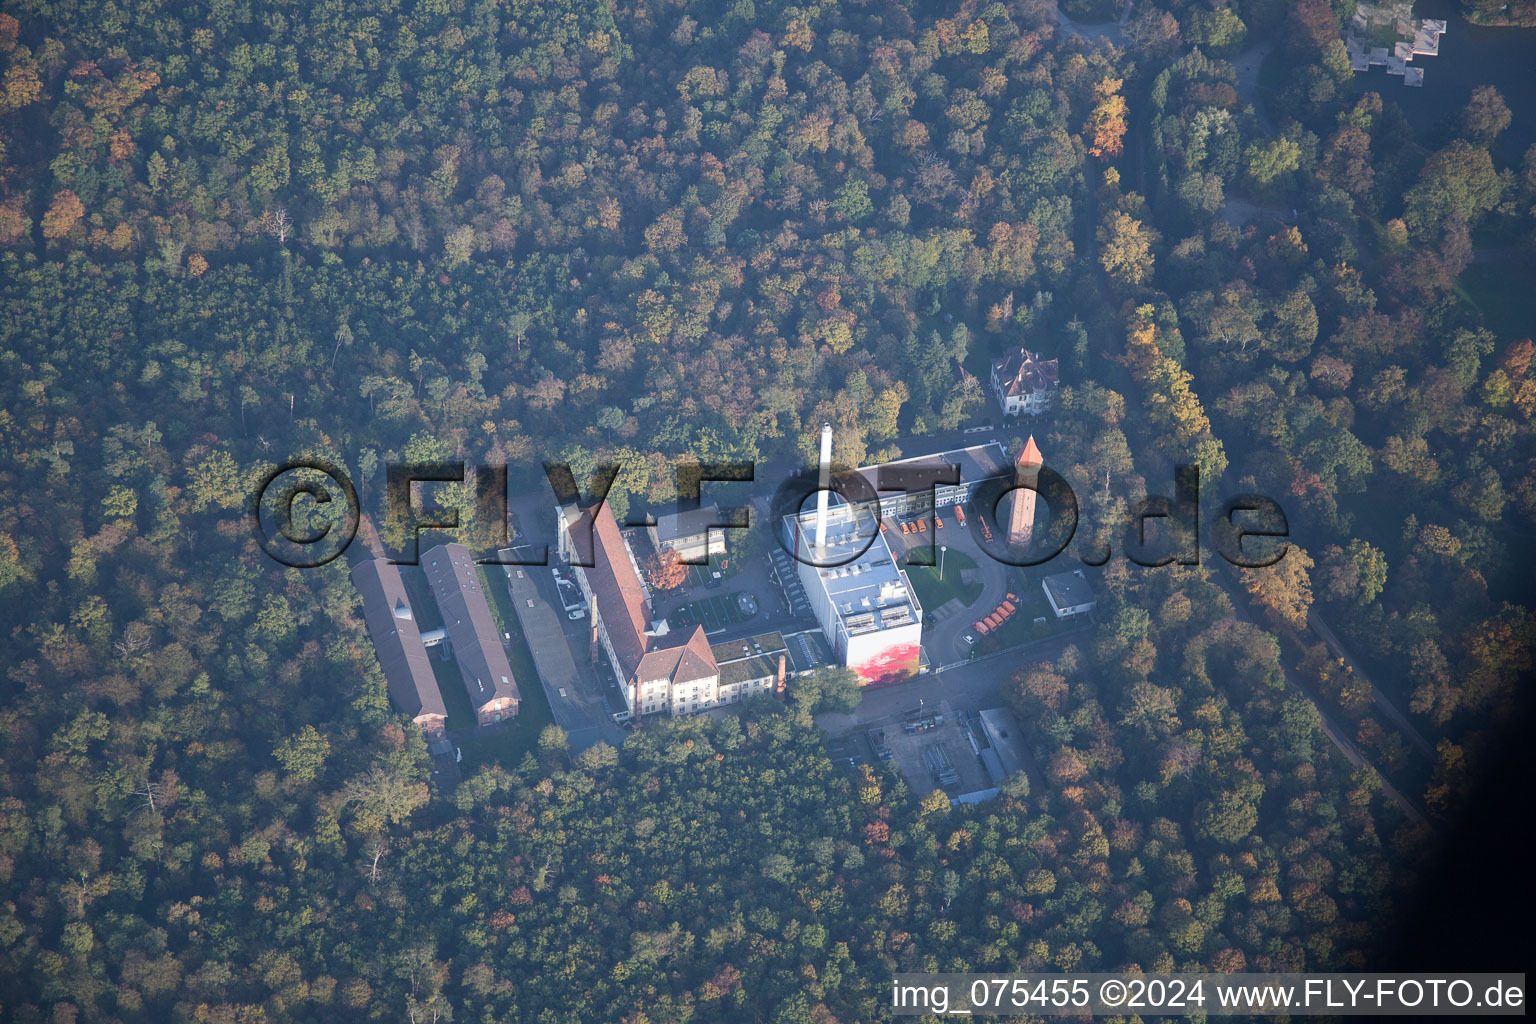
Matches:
[[885, 713, 992, 798], [882, 505, 1015, 667], [814, 646, 1076, 798]]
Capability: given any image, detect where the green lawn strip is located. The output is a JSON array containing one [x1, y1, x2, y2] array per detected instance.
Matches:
[[399, 566, 444, 632], [447, 566, 557, 771], [903, 548, 981, 611], [430, 655, 479, 733]]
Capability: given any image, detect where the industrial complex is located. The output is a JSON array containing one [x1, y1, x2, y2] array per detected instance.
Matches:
[[353, 422, 1092, 738]]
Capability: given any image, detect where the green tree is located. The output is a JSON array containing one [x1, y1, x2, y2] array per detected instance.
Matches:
[[791, 666, 861, 714], [274, 726, 331, 783], [342, 765, 429, 834], [832, 180, 873, 223]]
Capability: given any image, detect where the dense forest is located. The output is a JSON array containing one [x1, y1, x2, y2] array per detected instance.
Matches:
[[1, 0, 1534, 1019]]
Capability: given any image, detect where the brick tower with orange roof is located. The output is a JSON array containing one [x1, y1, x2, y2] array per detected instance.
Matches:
[[1008, 435, 1043, 551]]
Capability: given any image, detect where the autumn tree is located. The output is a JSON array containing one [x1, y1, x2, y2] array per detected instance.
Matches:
[[1084, 77, 1128, 159], [1458, 85, 1512, 147], [646, 549, 688, 591], [41, 189, 85, 240], [1240, 545, 1315, 629], [1098, 211, 1158, 287]]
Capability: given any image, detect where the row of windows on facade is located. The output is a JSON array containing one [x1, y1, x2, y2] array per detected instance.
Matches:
[[641, 678, 774, 713]]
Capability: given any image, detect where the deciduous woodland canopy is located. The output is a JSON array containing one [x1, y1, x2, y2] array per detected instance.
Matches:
[[1, 0, 1535, 1019]]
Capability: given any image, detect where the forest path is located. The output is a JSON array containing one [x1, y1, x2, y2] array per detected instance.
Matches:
[[1206, 568, 1432, 828], [1081, 116, 1433, 828], [1232, 40, 1276, 136], [1308, 609, 1437, 760]]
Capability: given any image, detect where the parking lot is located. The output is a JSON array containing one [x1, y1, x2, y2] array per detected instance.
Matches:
[[815, 648, 1064, 798]]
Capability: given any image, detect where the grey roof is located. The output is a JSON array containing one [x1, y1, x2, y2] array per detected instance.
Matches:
[[422, 542, 521, 713], [350, 559, 447, 722], [979, 708, 1029, 779], [979, 747, 1007, 784], [1043, 570, 1095, 610], [653, 503, 723, 546], [853, 441, 1010, 499]]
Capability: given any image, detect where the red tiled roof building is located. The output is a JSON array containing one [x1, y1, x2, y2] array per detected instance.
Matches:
[[560, 502, 721, 718]]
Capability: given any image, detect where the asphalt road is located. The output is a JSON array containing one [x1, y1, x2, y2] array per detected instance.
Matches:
[[498, 545, 626, 754], [1308, 609, 1436, 760]]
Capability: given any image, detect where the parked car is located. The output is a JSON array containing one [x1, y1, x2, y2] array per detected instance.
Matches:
[[963, 633, 976, 645], [551, 566, 562, 579]]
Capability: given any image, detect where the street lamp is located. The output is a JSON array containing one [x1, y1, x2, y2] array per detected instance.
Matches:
[[939, 544, 947, 581]]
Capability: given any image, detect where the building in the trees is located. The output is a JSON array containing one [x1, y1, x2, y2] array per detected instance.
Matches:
[[422, 542, 521, 725], [784, 502, 924, 686], [978, 707, 1030, 784], [350, 558, 449, 740], [1007, 436, 1044, 551], [1042, 569, 1096, 619], [990, 347, 1059, 417], [648, 503, 728, 564], [559, 501, 721, 718]]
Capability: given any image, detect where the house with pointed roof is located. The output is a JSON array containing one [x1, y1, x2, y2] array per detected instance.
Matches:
[[990, 347, 1059, 417], [350, 558, 449, 739], [422, 542, 521, 725], [558, 501, 721, 718]]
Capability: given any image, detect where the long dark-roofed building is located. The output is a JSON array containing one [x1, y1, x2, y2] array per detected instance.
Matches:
[[351, 558, 448, 738], [423, 542, 521, 725], [850, 441, 1009, 520]]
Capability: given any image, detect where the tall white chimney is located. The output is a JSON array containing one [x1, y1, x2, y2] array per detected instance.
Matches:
[[815, 422, 833, 555]]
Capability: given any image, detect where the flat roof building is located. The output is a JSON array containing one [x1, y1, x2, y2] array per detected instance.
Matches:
[[979, 707, 1030, 781], [422, 542, 521, 725], [350, 558, 448, 738], [849, 441, 1009, 520], [784, 500, 923, 686], [1042, 569, 1096, 619]]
